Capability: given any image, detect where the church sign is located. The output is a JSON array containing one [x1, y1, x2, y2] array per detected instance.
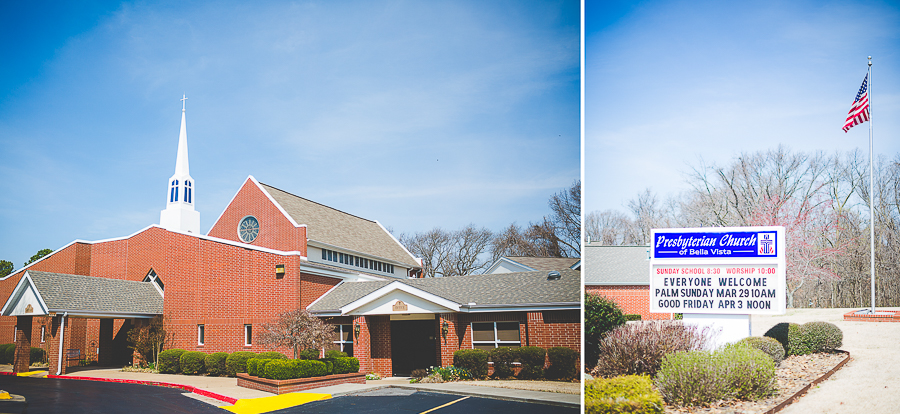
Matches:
[[649, 227, 786, 315], [392, 300, 408, 312]]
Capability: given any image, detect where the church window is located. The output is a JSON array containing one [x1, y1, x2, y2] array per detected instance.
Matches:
[[143, 269, 164, 293], [170, 180, 180, 202], [185, 181, 192, 204], [41, 326, 46, 343], [198, 324, 205, 345], [244, 325, 252, 346], [322, 250, 327, 260], [328, 324, 353, 356], [238, 216, 260, 243], [471, 322, 520, 350]]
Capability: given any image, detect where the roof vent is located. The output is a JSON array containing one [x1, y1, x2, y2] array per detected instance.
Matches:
[[547, 271, 561, 280]]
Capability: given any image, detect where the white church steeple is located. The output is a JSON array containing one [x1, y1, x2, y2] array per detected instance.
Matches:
[[160, 95, 200, 233]]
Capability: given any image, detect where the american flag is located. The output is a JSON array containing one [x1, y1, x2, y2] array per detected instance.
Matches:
[[843, 74, 869, 132]]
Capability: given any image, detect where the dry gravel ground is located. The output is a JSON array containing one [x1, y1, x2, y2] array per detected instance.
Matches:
[[750, 307, 900, 414]]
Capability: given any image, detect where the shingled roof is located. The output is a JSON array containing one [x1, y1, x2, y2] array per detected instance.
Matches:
[[308, 269, 580, 314], [584, 244, 650, 285], [260, 183, 420, 268], [3, 271, 163, 317]]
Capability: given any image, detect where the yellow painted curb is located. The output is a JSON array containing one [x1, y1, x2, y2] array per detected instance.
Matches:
[[16, 371, 47, 377], [219, 393, 331, 414], [0, 391, 10, 399]]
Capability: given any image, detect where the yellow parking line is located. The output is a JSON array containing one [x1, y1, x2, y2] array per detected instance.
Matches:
[[219, 393, 331, 414], [420, 396, 470, 414], [16, 371, 47, 377]]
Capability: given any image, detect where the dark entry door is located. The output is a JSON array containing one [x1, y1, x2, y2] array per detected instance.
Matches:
[[390, 319, 437, 376]]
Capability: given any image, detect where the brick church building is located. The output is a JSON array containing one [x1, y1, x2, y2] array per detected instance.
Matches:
[[0, 101, 580, 376]]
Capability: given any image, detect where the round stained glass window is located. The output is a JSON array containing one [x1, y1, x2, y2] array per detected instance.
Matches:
[[238, 216, 260, 243]]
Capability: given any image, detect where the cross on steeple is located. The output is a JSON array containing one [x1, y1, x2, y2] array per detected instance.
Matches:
[[181, 94, 188, 111]]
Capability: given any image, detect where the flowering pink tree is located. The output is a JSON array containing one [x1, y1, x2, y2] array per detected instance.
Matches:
[[749, 196, 850, 308], [258, 309, 332, 359]]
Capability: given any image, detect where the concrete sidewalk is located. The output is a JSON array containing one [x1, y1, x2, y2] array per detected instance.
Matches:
[[751, 307, 900, 414], [27, 368, 580, 408]]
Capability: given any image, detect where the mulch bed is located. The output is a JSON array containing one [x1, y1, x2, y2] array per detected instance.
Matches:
[[665, 351, 849, 414]]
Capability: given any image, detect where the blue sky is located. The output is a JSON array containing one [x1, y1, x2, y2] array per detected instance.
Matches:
[[0, 1, 579, 268], [585, 0, 900, 214]]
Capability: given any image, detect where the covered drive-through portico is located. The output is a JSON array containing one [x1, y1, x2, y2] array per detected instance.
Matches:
[[1, 271, 163, 374]]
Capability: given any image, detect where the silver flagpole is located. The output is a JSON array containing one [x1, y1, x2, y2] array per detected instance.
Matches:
[[868, 56, 875, 314]]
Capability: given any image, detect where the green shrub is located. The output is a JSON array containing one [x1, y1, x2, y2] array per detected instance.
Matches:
[[158, 349, 186, 374], [625, 314, 642, 321], [763, 322, 796, 356], [517, 346, 545, 380], [454, 349, 489, 379], [585, 293, 627, 369], [489, 347, 517, 379], [226, 351, 257, 376], [795, 322, 842, 354], [654, 344, 776, 406], [180, 351, 207, 375], [739, 336, 785, 364], [257, 351, 287, 360], [318, 358, 335, 375], [205, 352, 229, 376], [333, 357, 360, 374], [592, 321, 712, 378], [247, 358, 274, 377], [297, 349, 319, 360], [0, 344, 15, 364], [263, 359, 295, 380], [546, 347, 578, 380], [324, 350, 347, 358], [293, 359, 328, 378], [584, 375, 664, 414], [30, 347, 46, 364]]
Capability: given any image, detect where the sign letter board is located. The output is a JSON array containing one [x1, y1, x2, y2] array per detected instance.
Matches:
[[649, 227, 786, 315]]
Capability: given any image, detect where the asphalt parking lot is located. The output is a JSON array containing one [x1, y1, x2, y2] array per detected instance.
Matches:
[[273, 387, 578, 414]]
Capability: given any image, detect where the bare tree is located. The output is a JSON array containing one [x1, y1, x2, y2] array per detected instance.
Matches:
[[401, 225, 493, 277], [547, 180, 581, 256], [258, 309, 332, 359]]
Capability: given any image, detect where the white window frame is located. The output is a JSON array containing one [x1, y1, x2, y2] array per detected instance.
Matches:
[[244, 324, 252, 346], [13, 326, 16, 342], [332, 324, 353, 354], [197, 324, 205, 346], [40, 326, 46, 343], [470, 321, 521, 349]]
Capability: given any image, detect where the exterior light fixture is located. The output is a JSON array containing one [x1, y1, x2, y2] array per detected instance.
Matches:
[[441, 321, 449, 340], [354, 323, 361, 339], [275, 264, 285, 278]]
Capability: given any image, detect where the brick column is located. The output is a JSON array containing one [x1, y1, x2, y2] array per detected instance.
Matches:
[[46, 314, 69, 375], [352, 316, 370, 373], [13, 316, 33, 373], [438, 313, 460, 367]]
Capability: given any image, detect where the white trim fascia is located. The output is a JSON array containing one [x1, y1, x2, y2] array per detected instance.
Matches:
[[570, 259, 581, 270], [459, 302, 581, 313], [484, 257, 535, 274], [1, 272, 50, 316], [340, 281, 461, 315], [305, 280, 345, 311], [373, 219, 421, 265], [47, 309, 160, 319], [252, 176, 302, 227], [299, 264, 381, 281]]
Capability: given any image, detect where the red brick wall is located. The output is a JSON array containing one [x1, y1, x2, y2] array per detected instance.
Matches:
[[586, 285, 672, 320], [207, 178, 307, 255]]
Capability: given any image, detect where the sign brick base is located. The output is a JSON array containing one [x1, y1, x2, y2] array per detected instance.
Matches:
[[236, 372, 366, 394]]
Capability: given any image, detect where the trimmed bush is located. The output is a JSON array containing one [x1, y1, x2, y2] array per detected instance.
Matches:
[[333, 357, 360, 374], [226, 351, 257, 376], [158, 349, 187, 374], [585, 293, 627, 369], [517, 346, 545, 380], [257, 351, 287, 360], [318, 358, 335, 375], [546, 347, 578, 380], [591, 321, 712, 378], [0, 344, 15, 364], [654, 344, 776, 406], [293, 359, 328, 378], [263, 359, 295, 380], [297, 349, 319, 360], [30, 347, 46, 364], [324, 350, 347, 358], [205, 352, 229, 376], [763, 322, 796, 356], [247, 358, 275, 377], [794, 322, 842, 355], [180, 351, 207, 375], [739, 336, 785, 364], [584, 375, 664, 414], [489, 347, 517, 379], [454, 349, 488, 379]]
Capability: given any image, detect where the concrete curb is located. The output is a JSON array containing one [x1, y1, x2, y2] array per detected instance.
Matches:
[[762, 350, 851, 414]]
